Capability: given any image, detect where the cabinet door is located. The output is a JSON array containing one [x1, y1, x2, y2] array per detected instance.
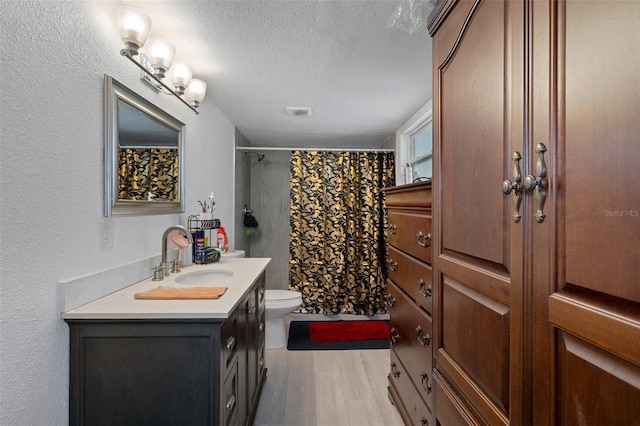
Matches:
[[431, 0, 526, 424], [532, 1, 640, 423]]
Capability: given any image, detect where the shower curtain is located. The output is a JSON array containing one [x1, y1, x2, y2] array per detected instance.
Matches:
[[288, 151, 395, 315], [118, 148, 179, 201]]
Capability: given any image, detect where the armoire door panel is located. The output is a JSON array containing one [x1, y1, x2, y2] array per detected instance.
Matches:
[[549, 291, 640, 366], [433, 370, 480, 426], [439, 276, 510, 416], [557, 331, 640, 426], [432, 0, 524, 423], [562, 0, 640, 303], [440, 0, 507, 268]]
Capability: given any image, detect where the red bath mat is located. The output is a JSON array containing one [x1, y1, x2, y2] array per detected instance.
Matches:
[[308, 320, 390, 342]]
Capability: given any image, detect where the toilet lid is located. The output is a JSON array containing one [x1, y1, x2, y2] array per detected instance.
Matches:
[[266, 290, 302, 301]]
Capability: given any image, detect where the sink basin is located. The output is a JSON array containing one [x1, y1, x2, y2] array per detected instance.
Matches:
[[174, 270, 233, 286]]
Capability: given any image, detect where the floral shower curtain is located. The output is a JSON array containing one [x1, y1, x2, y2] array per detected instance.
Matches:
[[288, 151, 395, 315], [118, 148, 179, 201]]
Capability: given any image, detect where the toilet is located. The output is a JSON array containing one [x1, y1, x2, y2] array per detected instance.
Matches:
[[265, 290, 302, 349]]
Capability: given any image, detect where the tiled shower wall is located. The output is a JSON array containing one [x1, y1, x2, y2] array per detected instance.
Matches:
[[248, 150, 291, 290]]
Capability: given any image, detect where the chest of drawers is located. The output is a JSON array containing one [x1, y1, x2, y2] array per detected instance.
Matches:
[[384, 181, 433, 426]]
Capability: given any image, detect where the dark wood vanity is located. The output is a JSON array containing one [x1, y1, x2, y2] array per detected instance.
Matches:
[[66, 273, 266, 426]]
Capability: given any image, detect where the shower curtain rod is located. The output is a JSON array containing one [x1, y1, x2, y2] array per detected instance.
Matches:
[[237, 146, 395, 153]]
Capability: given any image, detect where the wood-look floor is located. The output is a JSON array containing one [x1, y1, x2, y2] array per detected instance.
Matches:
[[252, 347, 404, 426]]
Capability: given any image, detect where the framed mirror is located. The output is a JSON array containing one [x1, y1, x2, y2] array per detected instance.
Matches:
[[104, 75, 185, 216]]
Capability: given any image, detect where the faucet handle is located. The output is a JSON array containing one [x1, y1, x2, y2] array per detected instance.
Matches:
[[152, 265, 164, 281], [171, 259, 181, 273]]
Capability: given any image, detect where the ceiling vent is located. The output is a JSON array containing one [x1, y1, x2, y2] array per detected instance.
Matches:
[[284, 107, 312, 117]]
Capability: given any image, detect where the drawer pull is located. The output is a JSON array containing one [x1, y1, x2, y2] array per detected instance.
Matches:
[[420, 372, 433, 394], [259, 357, 265, 368], [417, 231, 431, 247], [415, 325, 431, 346], [389, 224, 397, 235], [388, 296, 397, 307], [259, 323, 264, 333], [391, 362, 401, 378], [248, 307, 256, 314], [226, 336, 236, 351], [418, 280, 432, 298], [390, 327, 400, 343], [388, 259, 398, 271], [225, 393, 236, 412], [421, 416, 429, 425]]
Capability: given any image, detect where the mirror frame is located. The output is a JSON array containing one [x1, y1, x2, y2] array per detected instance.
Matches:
[[104, 75, 185, 216]]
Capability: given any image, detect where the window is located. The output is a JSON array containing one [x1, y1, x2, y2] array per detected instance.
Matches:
[[409, 121, 433, 182], [395, 100, 433, 184]]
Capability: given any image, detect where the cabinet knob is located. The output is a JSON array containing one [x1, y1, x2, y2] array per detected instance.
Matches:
[[418, 280, 432, 298], [389, 224, 397, 235], [387, 296, 397, 307], [259, 357, 265, 368], [421, 416, 429, 425], [417, 231, 431, 247], [225, 394, 236, 412], [226, 336, 236, 351], [391, 362, 401, 378], [420, 372, 432, 394], [390, 327, 400, 343], [415, 325, 431, 346], [388, 259, 398, 271], [259, 323, 264, 333]]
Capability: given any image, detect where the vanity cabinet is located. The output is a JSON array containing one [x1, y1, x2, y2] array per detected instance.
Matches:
[[384, 181, 434, 426], [428, 0, 640, 424], [66, 273, 266, 426]]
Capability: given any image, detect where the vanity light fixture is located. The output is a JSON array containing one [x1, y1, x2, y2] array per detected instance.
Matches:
[[116, 6, 206, 114]]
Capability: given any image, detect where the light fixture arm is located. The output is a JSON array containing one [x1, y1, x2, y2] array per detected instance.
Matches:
[[120, 50, 199, 115]]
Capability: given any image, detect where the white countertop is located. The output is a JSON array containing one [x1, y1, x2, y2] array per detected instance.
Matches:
[[61, 258, 270, 320]]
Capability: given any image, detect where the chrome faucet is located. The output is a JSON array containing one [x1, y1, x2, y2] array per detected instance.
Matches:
[[161, 225, 193, 277]]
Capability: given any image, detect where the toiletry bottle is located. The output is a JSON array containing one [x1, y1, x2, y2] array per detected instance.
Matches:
[[195, 230, 205, 264], [404, 163, 413, 184]]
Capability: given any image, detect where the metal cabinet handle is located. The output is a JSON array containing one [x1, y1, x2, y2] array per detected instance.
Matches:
[[391, 362, 401, 378], [388, 259, 398, 271], [226, 336, 236, 351], [420, 372, 433, 394], [259, 357, 265, 368], [259, 323, 264, 333], [421, 417, 429, 426], [225, 394, 236, 412], [415, 325, 431, 346], [417, 231, 431, 247], [389, 224, 397, 235], [524, 143, 548, 223], [390, 327, 400, 343], [248, 307, 256, 315], [388, 296, 397, 307], [418, 279, 432, 298], [502, 151, 523, 223]]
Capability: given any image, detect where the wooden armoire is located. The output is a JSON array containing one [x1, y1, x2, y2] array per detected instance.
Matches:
[[427, 0, 640, 424]]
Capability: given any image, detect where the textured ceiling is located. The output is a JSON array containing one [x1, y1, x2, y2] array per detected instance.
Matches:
[[124, 1, 433, 148]]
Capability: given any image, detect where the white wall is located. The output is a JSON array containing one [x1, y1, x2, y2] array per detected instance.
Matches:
[[0, 2, 236, 424]]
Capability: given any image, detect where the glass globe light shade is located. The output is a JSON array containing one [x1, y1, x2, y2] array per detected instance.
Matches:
[[117, 7, 151, 55], [185, 79, 207, 107], [145, 38, 175, 79], [170, 62, 193, 95]]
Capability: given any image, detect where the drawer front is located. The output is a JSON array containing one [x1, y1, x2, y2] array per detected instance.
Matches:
[[222, 363, 239, 426], [384, 183, 432, 209], [389, 349, 433, 426], [221, 314, 238, 375], [388, 211, 432, 262], [388, 280, 433, 407], [387, 246, 433, 314]]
